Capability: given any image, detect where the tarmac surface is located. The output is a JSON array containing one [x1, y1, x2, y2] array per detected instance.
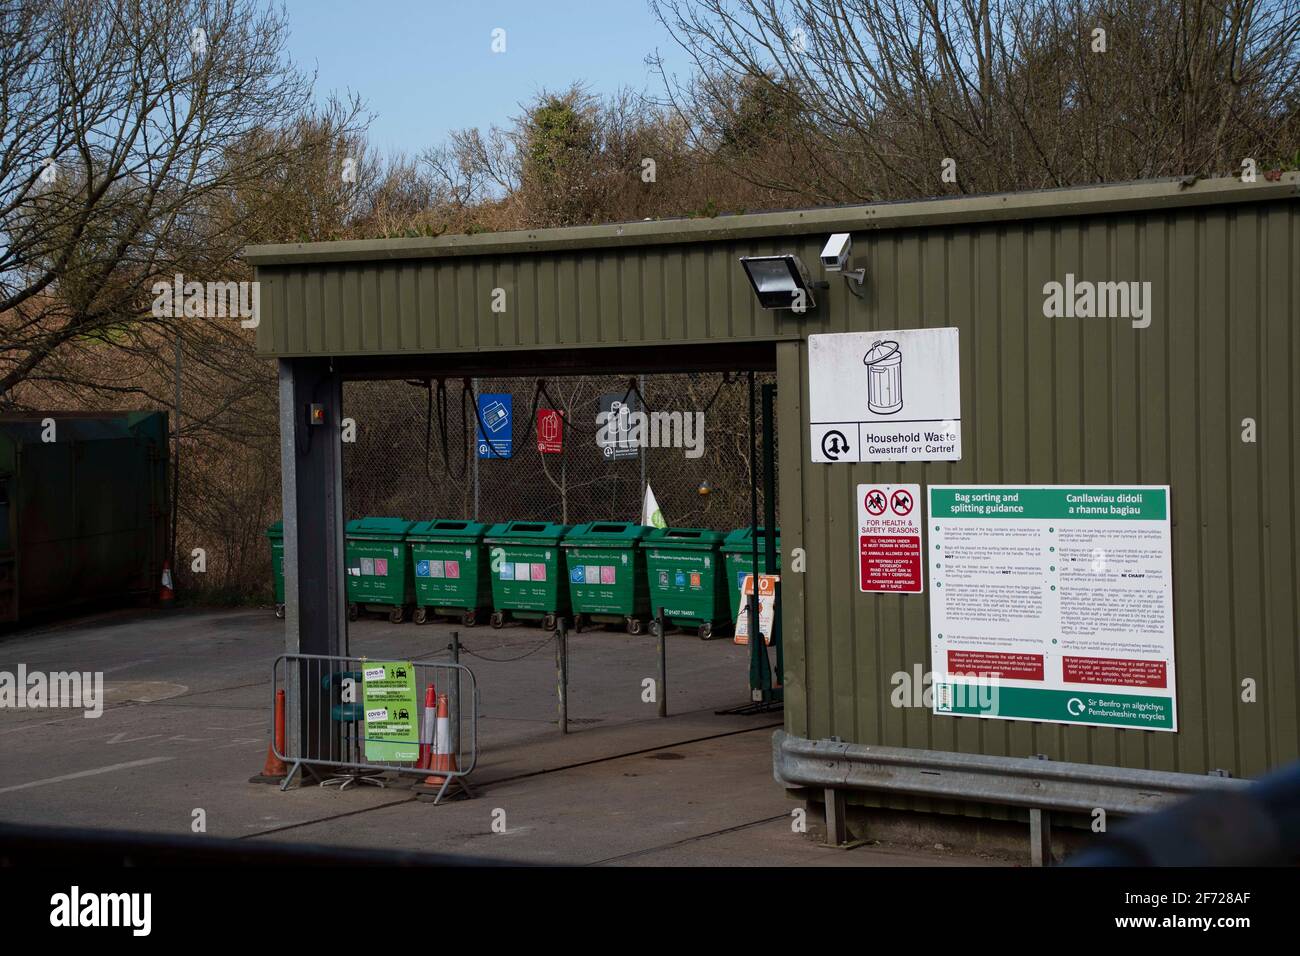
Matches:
[[0, 606, 992, 866]]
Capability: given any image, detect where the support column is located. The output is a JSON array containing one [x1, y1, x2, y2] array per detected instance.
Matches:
[[279, 359, 347, 762]]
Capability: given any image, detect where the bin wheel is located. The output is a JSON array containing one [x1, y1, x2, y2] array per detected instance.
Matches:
[[626, 617, 644, 636], [347, 603, 359, 622], [413, 607, 428, 625], [274, 603, 285, 620], [649, 619, 663, 638], [698, 622, 714, 641], [463, 609, 477, 627], [542, 613, 557, 632], [388, 606, 406, 625], [490, 611, 505, 629]]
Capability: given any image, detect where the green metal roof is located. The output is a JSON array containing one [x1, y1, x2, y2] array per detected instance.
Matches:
[[245, 176, 1297, 266]]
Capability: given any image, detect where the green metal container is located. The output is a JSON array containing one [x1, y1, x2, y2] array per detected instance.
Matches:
[[345, 517, 416, 623], [0, 411, 169, 626], [267, 520, 285, 619], [643, 527, 730, 639], [721, 527, 781, 623], [407, 519, 492, 627], [484, 521, 571, 629], [562, 522, 650, 634]]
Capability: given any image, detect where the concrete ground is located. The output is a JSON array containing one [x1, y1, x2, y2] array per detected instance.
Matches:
[[0, 606, 990, 866]]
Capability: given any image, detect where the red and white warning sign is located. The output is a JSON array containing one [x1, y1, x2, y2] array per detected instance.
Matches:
[[857, 483, 923, 593]]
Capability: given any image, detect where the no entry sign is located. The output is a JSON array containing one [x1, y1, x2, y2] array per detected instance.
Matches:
[[857, 483, 923, 593]]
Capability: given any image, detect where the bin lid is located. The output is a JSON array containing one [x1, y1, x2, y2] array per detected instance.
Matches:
[[266, 520, 283, 539], [408, 519, 489, 541], [563, 521, 648, 547], [345, 516, 415, 539], [483, 520, 571, 545], [720, 526, 781, 552], [643, 526, 725, 550]]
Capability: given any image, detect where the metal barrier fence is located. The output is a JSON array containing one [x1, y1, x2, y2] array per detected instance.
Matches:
[[272, 653, 478, 804]]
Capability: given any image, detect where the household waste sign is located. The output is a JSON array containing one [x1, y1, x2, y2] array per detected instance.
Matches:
[[362, 661, 420, 762], [857, 484, 923, 593], [928, 485, 1176, 731], [808, 327, 960, 463]]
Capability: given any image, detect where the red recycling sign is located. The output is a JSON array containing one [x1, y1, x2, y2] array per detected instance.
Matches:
[[537, 408, 563, 453]]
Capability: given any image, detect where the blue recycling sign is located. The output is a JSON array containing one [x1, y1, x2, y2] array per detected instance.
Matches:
[[476, 393, 513, 459]]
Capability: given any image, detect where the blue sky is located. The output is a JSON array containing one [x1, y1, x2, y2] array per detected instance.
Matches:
[[280, 0, 689, 158]]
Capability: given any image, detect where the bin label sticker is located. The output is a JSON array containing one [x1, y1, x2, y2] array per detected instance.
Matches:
[[362, 661, 419, 763], [500, 563, 514, 580], [416, 560, 430, 577], [359, 557, 375, 576], [428, 560, 444, 578], [571, 566, 585, 583], [927, 485, 1176, 731], [445, 561, 459, 579], [658, 570, 669, 586], [809, 328, 961, 463], [675, 571, 686, 586], [857, 483, 924, 594], [375, 558, 388, 577], [531, 563, 546, 581], [477, 392, 513, 459], [516, 562, 531, 581], [600, 566, 615, 584]]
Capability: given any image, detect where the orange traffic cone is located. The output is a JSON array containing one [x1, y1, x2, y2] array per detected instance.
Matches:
[[416, 684, 437, 770], [423, 693, 458, 786], [159, 559, 175, 606], [250, 689, 289, 783]]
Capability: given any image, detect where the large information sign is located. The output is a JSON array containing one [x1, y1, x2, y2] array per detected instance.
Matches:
[[928, 485, 1176, 731]]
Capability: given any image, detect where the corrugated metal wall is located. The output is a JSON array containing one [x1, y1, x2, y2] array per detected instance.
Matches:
[[779, 200, 1300, 778], [255, 242, 828, 356]]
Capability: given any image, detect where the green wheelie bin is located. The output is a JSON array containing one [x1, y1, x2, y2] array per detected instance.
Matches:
[[267, 520, 285, 619], [484, 521, 572, 630], [344, 517, 416, 623], [407, 519, 493, 627], [720, 527, 781, 623], [643, 527, 730, 639], [561, 522, 650, 635]]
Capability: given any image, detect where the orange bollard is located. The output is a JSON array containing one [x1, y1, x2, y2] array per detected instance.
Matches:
[[250, 689, 289, 783], [416, 684, 437, 770], [159, 559, 175, 606], [422, 693, 459, 786]]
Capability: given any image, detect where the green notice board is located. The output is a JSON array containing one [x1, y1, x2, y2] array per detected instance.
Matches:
[[927, 485, 1176, 732], [361, 661, 419, 762]]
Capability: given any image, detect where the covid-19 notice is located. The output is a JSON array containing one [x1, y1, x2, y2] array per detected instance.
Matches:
[[927, 485, 1176, 731]]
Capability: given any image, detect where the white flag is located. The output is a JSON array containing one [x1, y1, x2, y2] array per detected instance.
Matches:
[[641, 484, 666, 528]]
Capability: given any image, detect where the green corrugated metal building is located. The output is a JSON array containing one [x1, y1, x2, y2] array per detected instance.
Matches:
[[251, 175, 1300, 837]]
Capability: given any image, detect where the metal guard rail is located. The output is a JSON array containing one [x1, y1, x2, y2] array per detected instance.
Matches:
[[771, 729, 1248, 817]]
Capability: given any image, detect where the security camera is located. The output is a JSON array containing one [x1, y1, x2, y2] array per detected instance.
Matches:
[[821, 233, 852, 272]]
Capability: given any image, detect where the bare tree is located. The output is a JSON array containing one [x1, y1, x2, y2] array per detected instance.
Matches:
[[0, 0, 332, 399], [649, 0, 1300, 202]]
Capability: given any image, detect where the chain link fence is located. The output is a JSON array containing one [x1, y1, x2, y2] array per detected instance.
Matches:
[[342, 372, 778, 531]]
